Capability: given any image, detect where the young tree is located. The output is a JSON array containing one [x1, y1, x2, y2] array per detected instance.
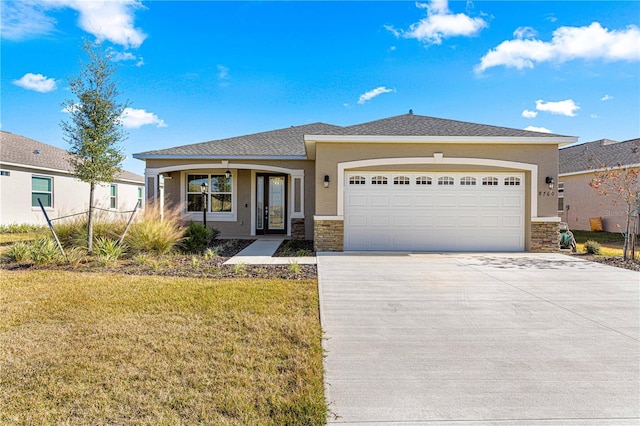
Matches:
[[61, 40, 129, 252], [589, 154, 640, 261]]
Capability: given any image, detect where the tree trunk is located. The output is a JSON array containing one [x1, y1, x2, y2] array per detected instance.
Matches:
[[623, 211, 631, 261], [87, 182, 95, 252]]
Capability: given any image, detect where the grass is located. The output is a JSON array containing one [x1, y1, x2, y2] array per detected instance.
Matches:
[[572, 230, 639, 258], [0, 270, 325, 425], [0, 232, 45, 245]]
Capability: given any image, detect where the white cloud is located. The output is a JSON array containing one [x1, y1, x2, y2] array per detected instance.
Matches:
[[13, 73, 57, 93], [535, 99, 580, 117], [476, 22, 640, 73], [601, 94, 614, 101], [357, 86, 395, 104], [524, 126, 552, 133], [106, 48, 144, 67], [386, 0, 487, 45], [513, 26, 537, 40], [521, 109, 538, 118], [120, 108, 167, 129], [591, 113, 599, 118], [0, 1, 56, 40], [1, 1, 146, 48]]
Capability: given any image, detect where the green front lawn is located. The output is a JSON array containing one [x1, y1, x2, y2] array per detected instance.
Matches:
[[0, 271, 325, 425]]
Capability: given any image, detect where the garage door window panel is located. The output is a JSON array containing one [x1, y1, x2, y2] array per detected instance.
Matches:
[[482, 177, 499, 186], [438, 176, 455, 186], [460, 177, 477, 186], [371, 176, 387, 185], [349, 175, 366, 185], [505, 177, 521, 186], [393, 176, 410, 185], [416, 176, 432, 185]]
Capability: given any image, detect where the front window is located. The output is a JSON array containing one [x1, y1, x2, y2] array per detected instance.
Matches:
[[32, 176, 53, 207], [558, 182, 565, 212], [137, 187, 143, 208], [186, 174, 232, 213]]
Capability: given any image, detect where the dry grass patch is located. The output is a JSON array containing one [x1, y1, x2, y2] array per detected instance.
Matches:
[[1, 270, 325, 425]]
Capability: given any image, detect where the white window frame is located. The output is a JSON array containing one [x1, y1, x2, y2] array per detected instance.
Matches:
[[557, 181, 565, 213], [182, 171, 237, 222], [110, 184, 118, 209], [32, 175, 53, 208]]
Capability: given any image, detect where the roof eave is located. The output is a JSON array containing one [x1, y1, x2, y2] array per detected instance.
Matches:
[[303, 135, 578, 144], [132, 154, 308, 160]]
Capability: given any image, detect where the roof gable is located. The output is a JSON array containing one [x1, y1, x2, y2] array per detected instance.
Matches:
[[0, 131, 144, 183], [559, 138, 640, 174]]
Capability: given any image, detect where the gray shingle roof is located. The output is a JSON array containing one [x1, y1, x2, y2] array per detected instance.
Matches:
[[559, 138, 640, 174], [0, 130, 144, 183], [336, 113, 570, 137], [135, 123, 343, 157], [134, 113, 571, 159]]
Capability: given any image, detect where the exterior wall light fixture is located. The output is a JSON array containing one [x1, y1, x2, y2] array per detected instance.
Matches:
[[545, 176, 555, 190], [324, 175, 330, 188]]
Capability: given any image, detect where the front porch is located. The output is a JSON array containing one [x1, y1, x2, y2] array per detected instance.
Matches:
[[144, 161, 313, 239]]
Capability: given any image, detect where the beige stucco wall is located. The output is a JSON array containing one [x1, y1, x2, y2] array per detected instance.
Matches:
[[0, 165, 143, 226], [560, 170, 637, 233], [144, 159, 315, 239], [314, 142, 559, 218]]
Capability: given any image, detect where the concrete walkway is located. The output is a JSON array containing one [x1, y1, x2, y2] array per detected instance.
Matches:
[[318, 252, 640, 425], [223, 238, 317, 265]]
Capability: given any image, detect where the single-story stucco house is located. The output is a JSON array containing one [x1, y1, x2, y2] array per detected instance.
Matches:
[[559, 137, 640, 233], [0, 131, 145, 227], [133, 112, 577, 252]]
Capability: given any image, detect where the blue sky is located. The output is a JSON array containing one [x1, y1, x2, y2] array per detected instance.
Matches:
[[2, 0, 639, 176]]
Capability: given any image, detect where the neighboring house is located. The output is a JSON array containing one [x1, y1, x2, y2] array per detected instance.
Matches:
[[0, 131, 145, 226], [133, 112, 577, 252], [559, 137, 640, 233]]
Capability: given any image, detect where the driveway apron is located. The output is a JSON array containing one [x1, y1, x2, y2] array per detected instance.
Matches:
[[317, 252, 640, 425]]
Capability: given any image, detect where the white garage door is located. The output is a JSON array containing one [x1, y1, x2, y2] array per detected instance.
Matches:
[[344, 172, 525, 251]]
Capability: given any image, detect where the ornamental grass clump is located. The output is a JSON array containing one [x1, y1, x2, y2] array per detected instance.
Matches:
[[124, 204, 185, 255], [93, 237, 126, 264], [584, 240, 602, 255], [29, 238, 63, 265]]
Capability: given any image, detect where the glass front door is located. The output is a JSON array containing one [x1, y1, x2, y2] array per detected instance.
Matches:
[[256, 174, 287, 234]]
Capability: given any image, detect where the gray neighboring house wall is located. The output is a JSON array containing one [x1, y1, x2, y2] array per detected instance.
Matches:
[[135, 113, 577, 252], [0, 131, 144, 226], [559, 138, 640, 232]]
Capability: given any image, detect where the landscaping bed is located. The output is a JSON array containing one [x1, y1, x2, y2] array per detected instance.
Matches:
[[1, 238, 317, 280]]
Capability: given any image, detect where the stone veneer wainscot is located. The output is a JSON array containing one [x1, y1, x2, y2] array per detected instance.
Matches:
[[314, 218, 343, 252]]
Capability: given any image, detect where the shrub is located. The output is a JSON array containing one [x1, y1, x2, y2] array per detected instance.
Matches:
[[64, 247, 87, 265], [181, 222, 213, 253], [584, 240, 602, 255], [30, 238, 63, 265], [204, 247, 219, 260], [93, 237, 125, 263], [124, 204, 185, 255], [6, 241, 33, 263]]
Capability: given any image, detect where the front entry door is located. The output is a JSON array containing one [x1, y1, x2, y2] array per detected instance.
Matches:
[[256, 174, 287, 234]]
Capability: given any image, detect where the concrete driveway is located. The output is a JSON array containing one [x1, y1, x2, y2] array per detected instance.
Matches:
[[317, 253, 639, 425]]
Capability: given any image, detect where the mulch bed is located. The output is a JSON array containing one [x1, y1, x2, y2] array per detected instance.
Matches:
[[569, 253, 640, 272], [273, 239, 315, 257], [1, 239, 317, 280]]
